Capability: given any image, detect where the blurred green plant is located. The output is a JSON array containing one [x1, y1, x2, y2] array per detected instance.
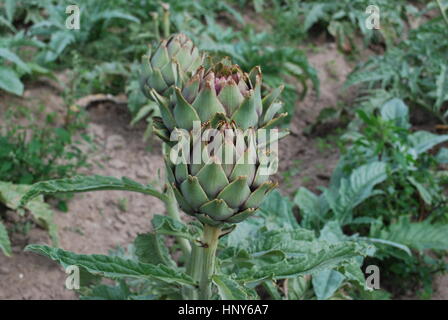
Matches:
[[0, 31, 52, 95], [0, 182, 58, 257], [0, 105, 90, 185], [231, 0, 421, 52], [295, 99, 448, 297], [345, 14, 448, 123]]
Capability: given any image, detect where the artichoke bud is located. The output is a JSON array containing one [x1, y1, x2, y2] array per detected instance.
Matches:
[[167, 119, 281, 226], [140, 33, 204, 99], [151, 59, 286, 133], [141, 36, 290, 225]]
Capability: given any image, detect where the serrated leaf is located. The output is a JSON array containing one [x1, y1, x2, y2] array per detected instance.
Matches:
[[312, 269, 345, 300], [237, 240, 369, 282], [258, 190, 298, 229], [134, 232, 176, 268], [25, 245, 195, 286], [19, 175, 164, 207], [247, 228, 316, 257], [294, 187, 329, 229], [0, 182, 58, 246], [318, 221, 346, 243], [81, 282, 134, 300], [0, 221, 12, 257], [151, 215, 199, 241], [212, 274, 248, 300], [407, 177, 432, 205], [373, 218, 448, 252], [325, 162, 387, 224]]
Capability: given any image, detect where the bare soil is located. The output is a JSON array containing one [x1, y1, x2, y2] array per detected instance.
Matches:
[[0, 86, 165, 299]]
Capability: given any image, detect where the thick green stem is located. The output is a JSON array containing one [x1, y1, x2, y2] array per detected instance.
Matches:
[[162, 4, 170, 38], [185, 224, 221, 300], [184, 244, 201, 299], [164, 186, 191, 257], [198, 224, 221, 300]]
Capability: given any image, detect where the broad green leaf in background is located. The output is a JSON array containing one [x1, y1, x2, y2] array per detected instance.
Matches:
[[212, 274, 248, 300], [315, 221, 369, 294], [294, 187, 329, 229], [372, 218, 448, 252], [0, 48, 31, 73], [304, 4, 326, 31], [247, 228, 316, 258], [435, 64, 447, 110], [26, 245, 195, 286], [258, 190, 299, 229], [94, 10, 140, 24], [0, 66, 23, 95], [130, 101, 159, 126], [0, 182, 58, 246], [45, 31, 75, 62], [408, 131, 448, 155], [81, 282, 135, 300], [318, 220, 346, 243], [324, 162, 387, 224], [312, 269, 345, 300], [407, 177, 433, 205], [19, 175, 164, 207], [287, 275, 312, 300], [4, 0, 16, 22], [380, 98, 410, 129], [0, 221, 12, 257], [436, 147, 448, 163]]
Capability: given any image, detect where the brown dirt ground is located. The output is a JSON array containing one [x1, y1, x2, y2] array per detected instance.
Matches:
[[0, 85, 165, 299], [0, 43, 447, 299]]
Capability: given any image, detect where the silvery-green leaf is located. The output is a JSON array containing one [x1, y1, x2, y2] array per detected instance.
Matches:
[[312, 269, 345, 300], [26, 245, 195, 286], [212, 274, 249, 300], [134, 233, 176, 268]]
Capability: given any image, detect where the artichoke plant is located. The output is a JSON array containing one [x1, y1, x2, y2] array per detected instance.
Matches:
[[17, 33, 293, 301]]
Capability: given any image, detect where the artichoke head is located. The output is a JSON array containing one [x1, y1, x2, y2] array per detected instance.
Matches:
[[166, 120, 281, 226], [140, 33, 204, 99], [141, 36, 288, 226], [151, 59, 288, 142]]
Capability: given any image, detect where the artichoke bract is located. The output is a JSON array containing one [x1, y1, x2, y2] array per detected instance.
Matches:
[[140, 33, 204, 99], [141, 35, 288, 226], [150, 59, 288, 143]]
